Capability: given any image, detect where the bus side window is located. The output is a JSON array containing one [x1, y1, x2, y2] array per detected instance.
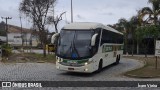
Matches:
[[101, 29, 124, 45], [101, 30, 113, 45]]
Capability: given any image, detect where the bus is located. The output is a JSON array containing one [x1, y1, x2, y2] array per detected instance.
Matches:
[[51, 22, 123, 73]]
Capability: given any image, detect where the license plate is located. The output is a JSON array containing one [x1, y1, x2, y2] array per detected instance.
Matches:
[[68, 68, 74, 70]]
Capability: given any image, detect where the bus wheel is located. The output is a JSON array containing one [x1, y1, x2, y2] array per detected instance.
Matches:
[[115, 55, 120, 64], [97, 60, 103, 72]]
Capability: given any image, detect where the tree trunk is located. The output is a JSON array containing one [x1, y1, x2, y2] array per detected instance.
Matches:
[[39, 26, 47, 57], [154, 15, 157, 25], [55, 24, 58, 33], [136, 40, 139, 54], [125, 33, 128, 54], [131, 31, 135, 56], [154, 38, 156, 55], [41, 31, 47, 57], [145, 45, 147, 58], [132, 39, 134, 56], [145, 39, 151, 58], [43, 43, 46, 57]]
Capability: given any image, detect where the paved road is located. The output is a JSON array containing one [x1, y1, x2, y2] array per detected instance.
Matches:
[[0, 58, 144, 81], [0, 58, 160, 90]]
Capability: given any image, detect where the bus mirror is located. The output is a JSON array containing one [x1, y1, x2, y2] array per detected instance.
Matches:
[[51, 33, 60, 44], [91, 33, 98, 46]]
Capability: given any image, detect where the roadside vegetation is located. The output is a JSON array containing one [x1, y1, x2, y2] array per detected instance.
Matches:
[[124, 56, 160, 78], [112, 0, 160, 56], [113, 0, 160, 78], [1, 53, 56, 63]]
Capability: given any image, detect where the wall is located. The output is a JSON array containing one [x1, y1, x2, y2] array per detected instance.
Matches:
[[8, 33, 39, 47]]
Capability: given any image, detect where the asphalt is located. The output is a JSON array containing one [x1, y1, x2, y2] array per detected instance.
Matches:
[[0, 58, 159, 90]]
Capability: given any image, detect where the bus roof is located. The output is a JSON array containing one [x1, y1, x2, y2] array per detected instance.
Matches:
[[62, 22, 123, 35]]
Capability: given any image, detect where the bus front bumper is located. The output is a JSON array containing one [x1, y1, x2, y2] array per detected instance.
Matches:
[[56, 62, 95, 73]]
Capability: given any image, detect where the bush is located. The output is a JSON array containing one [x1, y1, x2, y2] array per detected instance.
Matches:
[[1, 44, 12, 57]]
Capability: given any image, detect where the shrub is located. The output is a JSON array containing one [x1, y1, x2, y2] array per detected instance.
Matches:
[[1, 44, 12, 57]]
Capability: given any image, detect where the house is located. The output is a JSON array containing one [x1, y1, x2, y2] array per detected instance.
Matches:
[[7, 25, 39, 47], [0, 36, 6, 42], [0, 36, 6, 45]]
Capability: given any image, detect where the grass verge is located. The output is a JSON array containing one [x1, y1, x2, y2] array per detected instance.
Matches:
[[2, 53, 56, 63], [124, 56, 160, 78]]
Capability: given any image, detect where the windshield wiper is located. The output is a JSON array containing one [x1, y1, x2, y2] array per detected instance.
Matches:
[[71, 31, 80, 58]]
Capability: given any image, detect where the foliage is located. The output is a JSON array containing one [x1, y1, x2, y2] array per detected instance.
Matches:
[[47, 12, 66, 33], [124, 56, 160, 78], [0, 21, 6, 36], [3, 53, 56, 63], [136, 25, 160, 40], [136, 25, 160, 56], [1, 44, 12, 57], [113, 0, 160, 55], [117, 17, 139, 54], [138, 0, 160, 25]]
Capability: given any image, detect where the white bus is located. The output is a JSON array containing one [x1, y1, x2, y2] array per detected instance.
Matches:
[[52, 22, 123, 73]]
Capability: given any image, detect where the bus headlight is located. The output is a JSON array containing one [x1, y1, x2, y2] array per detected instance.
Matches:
[[57, 58, 63, 63], [84, 59, 93, 66], [84, 62, 88, 65], [84, 68, 88, 71], [57, 59, 60, 63]]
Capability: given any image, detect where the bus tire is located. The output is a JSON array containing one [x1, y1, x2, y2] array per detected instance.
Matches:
[[97, 60, 103, 72], [115, 55, 120, 64]]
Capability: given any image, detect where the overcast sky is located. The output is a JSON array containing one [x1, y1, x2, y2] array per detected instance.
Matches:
[[0, 0, 150, 32]]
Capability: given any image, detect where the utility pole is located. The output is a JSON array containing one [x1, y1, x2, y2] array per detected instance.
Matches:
[[1, 17, 12, 44], [71, 0, 73, 23], [20, 16, 24, 52]]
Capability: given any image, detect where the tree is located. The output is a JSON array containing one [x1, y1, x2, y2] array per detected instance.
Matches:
[[136, 25, 160, 57], [47, 12, 66, 33], [117, 16, 140, 55], [136, 9, 150, 54], [136, 0, 160, 56], [139, 0, 160, 25], [129, 16, 139, 56], [19, 0, 56, 57], [0, 21, 6, 36], [118, 18, 132, 54], [128, 14, 147, 55], [118, 18, 128, 54]]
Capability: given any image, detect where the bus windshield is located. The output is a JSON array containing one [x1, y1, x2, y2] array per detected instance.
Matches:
[[56, 30, 94, 59]]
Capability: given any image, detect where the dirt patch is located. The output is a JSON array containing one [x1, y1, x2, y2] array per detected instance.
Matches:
[[2, 53, 56, 63], [124, 56, 160, 78]]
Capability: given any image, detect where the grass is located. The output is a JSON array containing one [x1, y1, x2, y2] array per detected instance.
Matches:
[[2, 53, 56, 63], [124, 56, 160, 78]]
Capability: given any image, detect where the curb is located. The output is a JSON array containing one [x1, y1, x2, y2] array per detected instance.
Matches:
[[123, 58, 147, 78], [36, 61, 46, 63], [125, 73, 160, 78], [124, 58, 160, 78]]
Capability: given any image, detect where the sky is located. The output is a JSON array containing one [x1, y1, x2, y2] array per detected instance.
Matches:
[[0, 0, 150, 32]]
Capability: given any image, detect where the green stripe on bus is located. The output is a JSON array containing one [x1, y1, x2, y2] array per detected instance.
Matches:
[[63, 59, 88, 64], [102, 45, 123, 53], [102, 45, 113, 53]]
